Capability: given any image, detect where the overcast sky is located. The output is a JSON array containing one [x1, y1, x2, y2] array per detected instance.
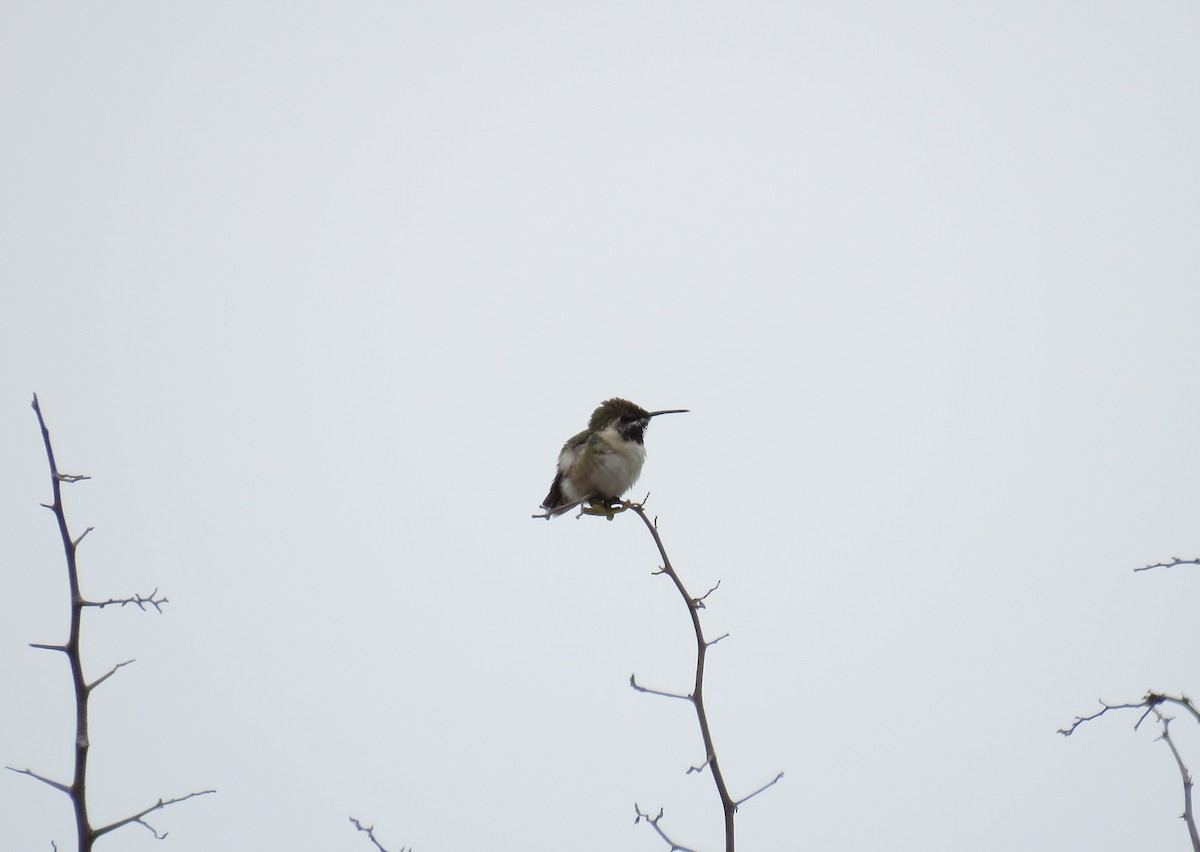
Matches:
[[3, 2, 1200, 850]]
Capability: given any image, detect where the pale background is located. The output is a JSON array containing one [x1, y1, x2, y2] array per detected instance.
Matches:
[[3, 2, 1200, 850]]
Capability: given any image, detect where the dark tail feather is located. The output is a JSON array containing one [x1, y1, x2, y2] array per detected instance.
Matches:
[[541, 475, 575, 517]]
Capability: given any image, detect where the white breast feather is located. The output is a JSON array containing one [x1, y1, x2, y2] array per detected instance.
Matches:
[[585, 429, 646, 498]]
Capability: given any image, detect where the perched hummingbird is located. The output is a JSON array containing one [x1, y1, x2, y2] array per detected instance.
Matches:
[[540, 398, 687, 517]]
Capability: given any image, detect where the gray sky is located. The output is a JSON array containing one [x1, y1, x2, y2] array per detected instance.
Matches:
[[3, 2, 1200, 850]]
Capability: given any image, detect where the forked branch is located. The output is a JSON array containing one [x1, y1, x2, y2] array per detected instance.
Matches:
[[634, 804, 701, 852], [1059, 692, 1200, 736], [92, 789, 217, 840], [83, 588, 169, 612]]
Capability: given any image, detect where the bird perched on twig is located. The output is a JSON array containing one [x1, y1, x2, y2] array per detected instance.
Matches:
[[539, 398, 687, 518]]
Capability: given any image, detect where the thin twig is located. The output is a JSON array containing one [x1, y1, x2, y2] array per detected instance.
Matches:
[[1059, 698, 1160, 735], [83, 588, 169, 613], [1135, 557, 1200, 573], [1060, 692, 1200, 736], [6, 766, 71, 795], [734, 772, 786, 808], [695, 580, 722, 607], [87, 659, 135, 691], [92, 789, 217, 839], [630, 673, 692, 701]]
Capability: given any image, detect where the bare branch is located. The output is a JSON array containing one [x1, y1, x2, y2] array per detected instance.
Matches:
[[1154, 710, 1200, 852], [83, 588, 169, 613], [6, 766, 71, 795], [1060, 692, 1200, 736], [1059, 698, 1160, 735], [625, 501, 781, 851], [630, 673, 692, 702], [547, 494, 778, 849], [27, 396, 209, 850], [634, 804, 700, 852], [92, 789, 216, 839], [87, 659, 135, 691], [1135, 557, 1200, 573], [349, 816, 409, 852], [734, 772, 786, 808]]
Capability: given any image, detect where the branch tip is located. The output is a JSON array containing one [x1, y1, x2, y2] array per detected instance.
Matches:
[[350, 816, 410, 852]]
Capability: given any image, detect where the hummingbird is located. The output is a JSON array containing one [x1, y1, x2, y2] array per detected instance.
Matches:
[[540, 398, 687, 518]]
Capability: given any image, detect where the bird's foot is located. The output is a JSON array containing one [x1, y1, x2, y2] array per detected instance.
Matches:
[[580, 498, 628, 521]]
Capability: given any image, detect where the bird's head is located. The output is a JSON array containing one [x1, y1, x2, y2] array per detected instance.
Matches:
[[589, 398, 688, 443]]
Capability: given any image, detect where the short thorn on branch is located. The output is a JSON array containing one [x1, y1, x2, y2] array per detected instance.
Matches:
[[29, 642, 67, 653], [71, 526, 94, 548], [630, 673, 692, 702], [84, 588, 169, 613], [705, 632, 730, 648], [349, 816, 409, 852], [686, 756, 712, 775], [1135, 556, 1200, 573], [634, 804, 700, 852]]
